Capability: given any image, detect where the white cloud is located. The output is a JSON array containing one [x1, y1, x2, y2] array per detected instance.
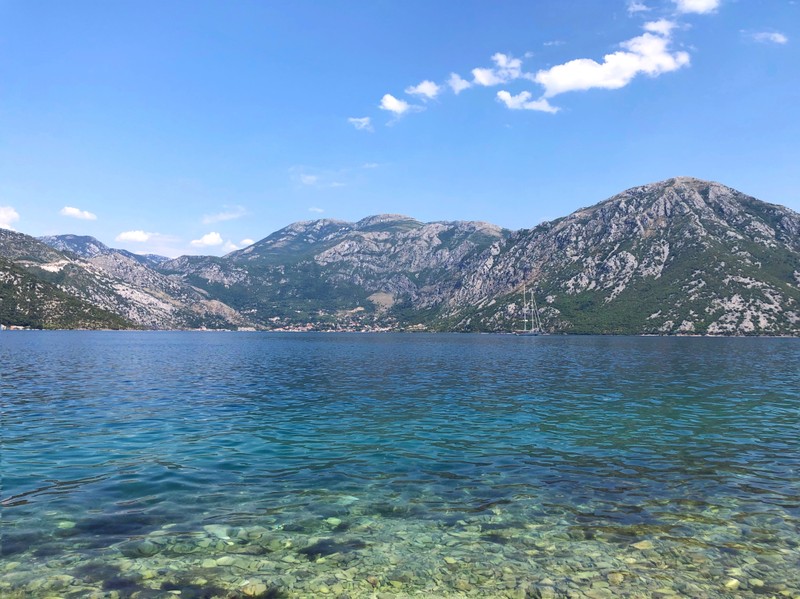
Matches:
[[202, 206, 246, 224], [534, 25, 690, 98], [750, 31, 788, 44], [379, 93, 411, 115], [472, 53, 523, 86], [627, 1, 651, 13], [0, 206, 20, 230], [448, 73, 472, 94], [405, 80, 441, 99], [240, 238, 255, 246], [113, 231, 181, 257], [309, 207, 324, 213], [673, 0, 720, 14], [362, 162, 379, 169], [300, 174, 319, 185], [348, 116, 373, 131], [190, 232, 224, 247], [222, 241, 239, 253], [60, 206, 97, 221], [644, 19, 677, 36], [116, 230, 152, 242], [496, 91, 559, 113]]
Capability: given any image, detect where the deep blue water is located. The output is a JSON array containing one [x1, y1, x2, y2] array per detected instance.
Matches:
[[2, 332, 799, 598]]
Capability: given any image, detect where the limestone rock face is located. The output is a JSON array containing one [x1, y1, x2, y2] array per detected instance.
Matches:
[[445, 177, 800, 334], [2, 230, 247, 329]]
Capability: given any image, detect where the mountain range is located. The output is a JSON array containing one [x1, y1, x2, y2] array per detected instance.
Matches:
[[2, 177, 799, 335]]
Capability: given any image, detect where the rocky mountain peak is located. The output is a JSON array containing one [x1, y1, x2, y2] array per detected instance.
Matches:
[[354, 214, 420, 229], [38, 234, 110, 258]]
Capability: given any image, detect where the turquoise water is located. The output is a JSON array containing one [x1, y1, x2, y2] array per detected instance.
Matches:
[[1, 332, 799, 598]]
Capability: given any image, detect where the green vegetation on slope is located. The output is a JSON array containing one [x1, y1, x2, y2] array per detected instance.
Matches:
[[0, 259, 133, 329]]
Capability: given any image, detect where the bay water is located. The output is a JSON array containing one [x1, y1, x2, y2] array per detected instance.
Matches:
[[2, 332, 799, 598]]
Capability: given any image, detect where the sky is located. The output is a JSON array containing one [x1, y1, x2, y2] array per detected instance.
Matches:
[[1, 0, 798, 257]]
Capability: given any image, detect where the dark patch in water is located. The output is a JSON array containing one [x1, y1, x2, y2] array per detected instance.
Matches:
[[483, 532, 510, 545], [32, 542, 63, 557], [75, 512, 161, 537], [1, 531, 46, 557], [102, 575, 142, 595], [438, 514, 464, 527], [73, 561, 123, 583], [282, 518, 320, 533], [299, 537, 367, 559]]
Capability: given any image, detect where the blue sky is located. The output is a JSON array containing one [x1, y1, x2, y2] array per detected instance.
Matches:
[[1, 0, 798, 257]]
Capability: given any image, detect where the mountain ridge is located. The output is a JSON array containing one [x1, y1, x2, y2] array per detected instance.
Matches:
[[5, 177, 800, 334]]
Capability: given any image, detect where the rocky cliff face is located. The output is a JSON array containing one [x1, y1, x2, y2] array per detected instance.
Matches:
[[160, 215, 508, 329], [4, 178, 799, 334], [2, 230, 247, 329], [0, 257, 131, 329], [443, 177, 800, 334]]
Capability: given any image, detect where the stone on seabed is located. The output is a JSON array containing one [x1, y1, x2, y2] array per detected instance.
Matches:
[[241, 580, 267, 596], [724, 578, 740, 590]]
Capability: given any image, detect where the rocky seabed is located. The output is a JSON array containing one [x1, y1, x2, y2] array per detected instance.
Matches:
[[3, 497, 799, 599]]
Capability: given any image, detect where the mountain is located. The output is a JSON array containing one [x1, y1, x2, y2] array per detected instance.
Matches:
[[0, 256, 132, 329], [39, 234, 169, 267], [440, 177, 800, 334], [1, 229, 248, 329], [3, 178, 799, 334], [159, 215, 509, 330]]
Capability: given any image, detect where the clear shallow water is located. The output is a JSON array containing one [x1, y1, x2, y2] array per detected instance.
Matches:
[[1, 332, 799, 598]]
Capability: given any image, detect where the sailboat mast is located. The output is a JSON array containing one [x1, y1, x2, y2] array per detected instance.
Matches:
[[522, 285, 527, 332]]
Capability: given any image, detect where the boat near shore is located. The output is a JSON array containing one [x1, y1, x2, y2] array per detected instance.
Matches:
[[515, 284, 545, 336]]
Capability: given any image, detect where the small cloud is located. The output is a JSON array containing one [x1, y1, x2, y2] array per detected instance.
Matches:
[[114, 231, 181, 256], [0, 206, 20, 230], [116, 230, 152, 243], [300, 174, 319, 185], [202, 206, 247, 225], [379, 93, 412, 115], [496, 91, 559, 113], [240, 238, 255, 246], [60, 206, 97, 221], [405, 80, 441, 100], [749, 31, 788, 44], [472, 53, 523, 86], [190, 232, 224, 247], [291, 167, 350, 188], [447, 73, 472, 94], [309, 207, 324, 213], [644, 19, 677, 36], [627, 0, 651, 13], [348, 116, 373, 132], [222, 241, 239, 253], [544, 40, 565, 47], [673, 0, 720, 14], [362, 162, 379, 169]]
